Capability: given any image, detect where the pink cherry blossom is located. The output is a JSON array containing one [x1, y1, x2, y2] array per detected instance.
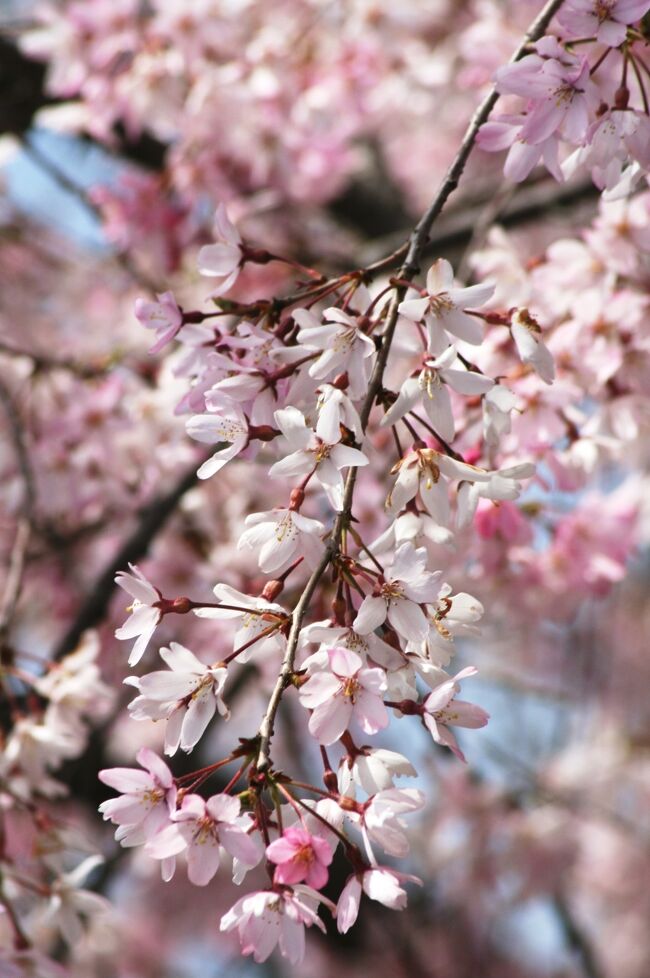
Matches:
[[558, 0, 650, 47], [146, 792, 261, 885], [98, 748, 176, 846], [134, 291, 183, 354], [266, 826, 334, 889]]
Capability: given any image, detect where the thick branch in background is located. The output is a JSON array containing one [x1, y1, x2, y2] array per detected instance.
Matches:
[[52, 460, 200, 661]]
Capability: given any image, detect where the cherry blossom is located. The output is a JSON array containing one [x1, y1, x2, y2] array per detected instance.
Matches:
[[294, 306, 376, 398], [336, 867, 422, 933], [220, 886, 332, 965], [398, 259, 494, 350], [125, 642, 229, 755], [98, 748, 176, 847], [422, 667, 490, 762], [353, 542, 441, 643], [134, 291, 183, 354], [185, 397, 251, 479], [269, 407, 368, 510], [238, 508, 324, 573], [299, 646, 388, 745], [558, 0, 650, 46], [361, 788, 425, 857], [146, 793, 261, 885], [114, 565, 163, 666], [192, 583, 287, 662], [266, 827, 334, 889], [196, 204, 244, 297]]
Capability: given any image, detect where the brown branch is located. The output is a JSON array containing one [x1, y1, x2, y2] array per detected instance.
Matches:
[[255, 0, 567, 772], [51, 459, 201, 661]]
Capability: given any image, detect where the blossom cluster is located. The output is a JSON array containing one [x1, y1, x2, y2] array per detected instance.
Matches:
[[2, 1, 650, 974]]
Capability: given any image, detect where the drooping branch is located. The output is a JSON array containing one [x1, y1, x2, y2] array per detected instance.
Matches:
[[255, 0, 567, 772]]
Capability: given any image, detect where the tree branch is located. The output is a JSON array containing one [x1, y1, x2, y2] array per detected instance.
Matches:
[[255, 0, 567, 772]]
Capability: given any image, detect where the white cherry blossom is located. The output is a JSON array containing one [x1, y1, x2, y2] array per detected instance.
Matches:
[[186, 397, 250, 479], [125, 642, 228, 755], [398, 259, 494, 351], [114, 564, 162, 666], [353, 542, 441, 643], [510, 308, 555, 384], [238, 508, 324, 573], [382, 346, 494, 442], [197, 204, 243, 297], [294, 306, 376, 397], [268, 407, 368, 510]]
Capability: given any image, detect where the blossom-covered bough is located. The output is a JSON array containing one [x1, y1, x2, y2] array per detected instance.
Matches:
[[97, 0, 583, 963], [3, 0, 650, 972]]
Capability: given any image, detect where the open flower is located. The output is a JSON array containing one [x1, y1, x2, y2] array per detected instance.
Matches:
[[220, 886, 332, 965], [238, 508, 324, 574], [422, 666, 490, 762], [98, 748, 176, 847], [353, 542, 441, 643], [126, 642, 228, 755], [381, 346, 494, 442], [299, 646, 388, 746], [269, 407, 368, 510], [266, 827, 333, 889], [186, 397, 250, 479], [294, 306, 376, 398], [146, 793, 261, 885], [114, 564, 162, 666], [558, 0, 650, 47], [197, 204, 243, 296], [337, 867, 422, 934], [134, 291, 183, 354], [398, 259, 494, 350]]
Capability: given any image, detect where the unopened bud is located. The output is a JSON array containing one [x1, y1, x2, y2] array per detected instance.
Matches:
[[261, 579, 284, 601], [323, 769, 339, 792], [289, 487, 305, 510], [614, 85, 629, 110], [332, 371, 349, 390], [169, 596, 192, 615], [248, 424, 279, 442]]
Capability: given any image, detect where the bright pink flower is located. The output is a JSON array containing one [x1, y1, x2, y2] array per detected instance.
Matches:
[[266, 826, 333, 889]]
